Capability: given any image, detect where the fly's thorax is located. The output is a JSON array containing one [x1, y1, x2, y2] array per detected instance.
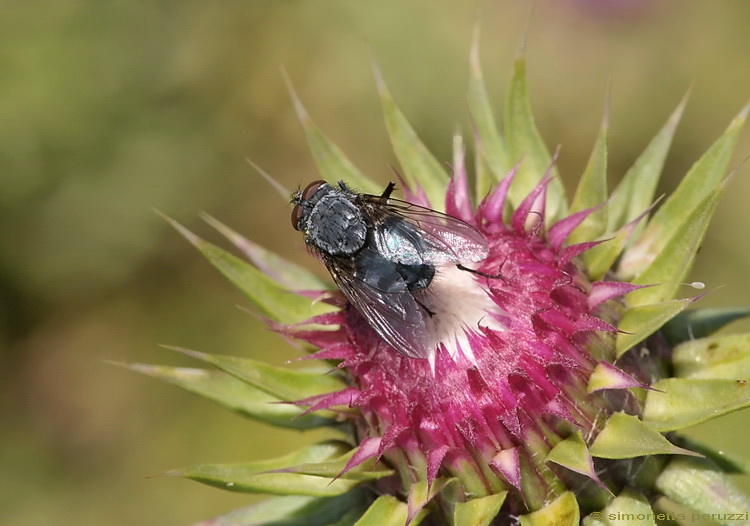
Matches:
[[305, 189, 367, 256]]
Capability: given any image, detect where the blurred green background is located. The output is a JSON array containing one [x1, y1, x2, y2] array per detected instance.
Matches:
[[2, 1, 750, 524]]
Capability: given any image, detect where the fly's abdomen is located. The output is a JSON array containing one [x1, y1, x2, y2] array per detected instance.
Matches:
[[395, 263, 435, 291]]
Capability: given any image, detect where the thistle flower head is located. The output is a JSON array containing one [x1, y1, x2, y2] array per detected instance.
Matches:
[[129, 44, 750, 525]]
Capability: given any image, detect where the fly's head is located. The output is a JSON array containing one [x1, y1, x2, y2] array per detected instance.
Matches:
[[291, 180, 367, 256], [290, 180, 329, 233]]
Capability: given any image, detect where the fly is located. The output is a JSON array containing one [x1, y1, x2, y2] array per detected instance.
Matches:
[[291, 180, 490, 359]]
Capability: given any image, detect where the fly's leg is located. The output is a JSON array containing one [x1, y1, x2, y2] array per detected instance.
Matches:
[[456, 264, 503, 280], [380, 181, 396, 203], [415, 298, 436, 318]]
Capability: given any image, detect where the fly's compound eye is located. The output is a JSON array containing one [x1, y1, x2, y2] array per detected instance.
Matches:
[[292, 180, 326, 230], [302, 180, 326, 201], [291, 204, 303, 230]]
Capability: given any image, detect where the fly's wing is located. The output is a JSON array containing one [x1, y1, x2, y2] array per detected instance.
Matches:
[[321, 250, 432, 359], [363, 196, 488, 266]]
